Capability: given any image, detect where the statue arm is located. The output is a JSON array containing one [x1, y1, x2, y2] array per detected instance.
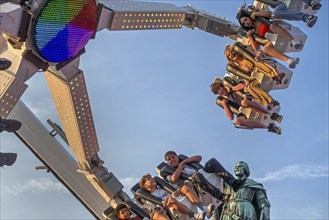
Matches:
[[255, 190, 271, 220]]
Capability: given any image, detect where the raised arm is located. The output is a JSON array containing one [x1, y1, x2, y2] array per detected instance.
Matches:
[[250, 10, 272, 19], [247, 29, 260, 51], [170, 163, 185, 183], [231, 83, 245, 92], [170, 155, 202, 183], [222, 99, 234, 121], [181, 155, 202, 164]]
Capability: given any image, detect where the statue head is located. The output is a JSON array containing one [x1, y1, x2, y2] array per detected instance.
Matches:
[[234, 161, 250, 178]]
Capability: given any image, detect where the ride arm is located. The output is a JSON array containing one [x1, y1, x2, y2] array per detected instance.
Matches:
[[97, 0, 240, 40]]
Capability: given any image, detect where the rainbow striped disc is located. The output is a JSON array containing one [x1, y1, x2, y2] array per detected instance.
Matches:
[[34, 0, 97, 63]]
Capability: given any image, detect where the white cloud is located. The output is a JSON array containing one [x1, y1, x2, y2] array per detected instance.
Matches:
[[119, 177, 140, 192], [4, 177, 68, 195], [25, 99, 56, 120], [254, 164, 329, 183], [290, 205, 329, 219]]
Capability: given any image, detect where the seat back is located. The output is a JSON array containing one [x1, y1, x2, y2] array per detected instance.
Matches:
[[102, 206, 117, 220], [131, 182, 163, 206], [178, 154, 203, 170], [131, 176, 177, 206], [125, 200, 151, 219], [231, 42, 256, 65], [131, 177, 191, 220], [102, 201, 150, 220], [215, 96, 240, 116], [157, 154, 202, 186], [237, 4, 307, 53], [226, 63, 255, 82]]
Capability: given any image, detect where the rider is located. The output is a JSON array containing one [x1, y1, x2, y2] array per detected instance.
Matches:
[[164, 151, 229, 202], [210, 79, 282, 135], [237, 6, 304, 52], [139, 173, 210, 220], [251, 0, 318, 28], [218, 76, 279, 110]]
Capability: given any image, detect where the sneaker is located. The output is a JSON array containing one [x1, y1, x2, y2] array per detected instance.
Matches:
[[267, 123, 282, 135], [203, 204, 215, 219], [0, 58, 12, 71], [194, 211, 206, 220], [184, 180, 194, 188], [291, 39, 303, 50], [0, 152, 17, 167], [309, 1, 322, 10], [306, 15, 318, 28], [270, 112, 283, 123], [287, 57, 299, 69], [0, 118, 22, 132]]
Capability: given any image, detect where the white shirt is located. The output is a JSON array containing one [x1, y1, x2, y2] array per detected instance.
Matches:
[[151, 188, 171, 200]]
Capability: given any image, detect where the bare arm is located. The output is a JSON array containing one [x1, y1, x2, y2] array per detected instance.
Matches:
[[247, 29, 259, 51], [222, 99, 234, 121], [181, 155, 202, 164], [170, 155, 202, 183], [231, 83, 245, 92], [170, 163, 185, 183], [251, 10, 272, 19]]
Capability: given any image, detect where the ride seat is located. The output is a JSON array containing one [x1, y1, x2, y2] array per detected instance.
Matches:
[[156, 155, 223, 207], [237, 4, 308, 53], [228, 43, 292, 91], [131, 176, 196, 219], [216, 94, 280, 128]]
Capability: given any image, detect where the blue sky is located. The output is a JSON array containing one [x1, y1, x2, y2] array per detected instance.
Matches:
[[0, 0, 328, 219]]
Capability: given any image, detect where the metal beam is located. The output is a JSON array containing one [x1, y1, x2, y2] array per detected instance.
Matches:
[[9, 100, 113, 220]]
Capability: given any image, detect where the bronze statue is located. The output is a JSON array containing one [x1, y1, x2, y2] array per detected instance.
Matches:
[[204, 159, 270, 220]]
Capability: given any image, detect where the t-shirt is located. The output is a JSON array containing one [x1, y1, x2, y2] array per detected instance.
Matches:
[[257, 23, 270, 37], [151, 188, 171, 200]]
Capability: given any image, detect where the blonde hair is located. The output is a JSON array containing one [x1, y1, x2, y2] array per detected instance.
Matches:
[[224, 44, 240, 67]]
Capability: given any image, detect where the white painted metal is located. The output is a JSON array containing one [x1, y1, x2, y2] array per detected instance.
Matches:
[[9, 100, 112, 220]]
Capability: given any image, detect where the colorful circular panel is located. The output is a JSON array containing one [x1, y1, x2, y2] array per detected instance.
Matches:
[[33, 0, 97, 63]]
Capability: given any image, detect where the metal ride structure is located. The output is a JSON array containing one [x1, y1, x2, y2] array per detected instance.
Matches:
[[0, 0, 319, 219]]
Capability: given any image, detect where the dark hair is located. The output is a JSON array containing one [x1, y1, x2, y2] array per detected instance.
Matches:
[[210, 81, 223, 94], [115, 203, 129, 217], [164, 151, 177, 161], [236, 8, 253, 30]]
